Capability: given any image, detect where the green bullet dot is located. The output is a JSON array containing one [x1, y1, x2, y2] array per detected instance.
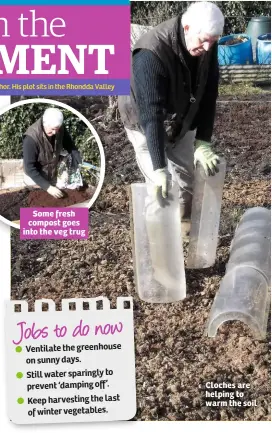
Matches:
[[15, 346, 22, 353], [17, 398, 24, 405], [16, 372, 23, 379]]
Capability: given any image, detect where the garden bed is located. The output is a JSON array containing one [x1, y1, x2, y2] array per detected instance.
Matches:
[[10, 96, 271, 421], [0, 186, 94, 221]]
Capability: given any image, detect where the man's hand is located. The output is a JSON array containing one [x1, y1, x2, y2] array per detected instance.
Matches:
[[46, 186, 64, 199], [152, 168, 169, 198], [194, 140, 220, 176], [151, 168, 173, 207], [71, 150, 82, 169]]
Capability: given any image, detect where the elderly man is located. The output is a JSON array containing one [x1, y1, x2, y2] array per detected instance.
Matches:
[[118, 1, 224, 234], [23, 107, 82, 198]]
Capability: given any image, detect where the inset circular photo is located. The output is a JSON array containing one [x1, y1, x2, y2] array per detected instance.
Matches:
[[0, 98, 105, 227]]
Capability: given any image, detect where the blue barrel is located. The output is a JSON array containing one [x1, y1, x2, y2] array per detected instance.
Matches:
[[247, 16, 271, 61], [256, 33, 271, 64], [218, 34, 254, 66]]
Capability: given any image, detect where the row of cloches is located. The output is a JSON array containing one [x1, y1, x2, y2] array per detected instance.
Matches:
[[130, 160, 271, 341]]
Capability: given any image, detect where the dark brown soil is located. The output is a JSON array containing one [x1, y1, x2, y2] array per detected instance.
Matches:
[[91, 101, 271, 187], [0, 188, 29, 221], [10, 96, 271, 421], [0, 187, 94, 222], [27, 187, 93, 208]]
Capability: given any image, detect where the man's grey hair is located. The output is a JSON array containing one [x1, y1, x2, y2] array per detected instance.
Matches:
[[182, 1, 225, 36], [43, 107, 64, 128]]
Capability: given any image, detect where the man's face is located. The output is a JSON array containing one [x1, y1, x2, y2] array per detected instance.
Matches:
[[184, 26, 219, 56], [44, 125, 61, 136]]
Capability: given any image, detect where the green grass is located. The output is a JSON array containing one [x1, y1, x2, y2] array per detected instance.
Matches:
[[219, 82, 269, 97]]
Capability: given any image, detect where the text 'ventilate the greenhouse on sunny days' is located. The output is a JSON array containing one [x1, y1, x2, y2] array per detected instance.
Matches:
[[20, 208, 89, 240]]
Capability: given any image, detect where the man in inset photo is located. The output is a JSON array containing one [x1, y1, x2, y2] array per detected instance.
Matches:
[[23, 107, 82, 198]]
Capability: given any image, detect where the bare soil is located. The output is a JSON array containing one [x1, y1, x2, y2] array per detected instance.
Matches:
[[0, 187, 94, 221], [10, 97, 271, 421], [27, 187, 93, 208]]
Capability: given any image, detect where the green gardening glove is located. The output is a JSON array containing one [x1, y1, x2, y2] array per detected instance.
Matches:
[[152, 168, 169, 198], [151, 167, 172, 207], [194, 140, 220, 176]]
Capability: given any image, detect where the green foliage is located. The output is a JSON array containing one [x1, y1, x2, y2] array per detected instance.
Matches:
[[131, 1, 186, 27], [62, 111, 100, 167], [217, 1, 271, 34], [72, 128, 101, 168], [0, 103, 47, 159], [0, 103, 100, 168], [219, 83, 264, 96], [131, 1, 271, 34]]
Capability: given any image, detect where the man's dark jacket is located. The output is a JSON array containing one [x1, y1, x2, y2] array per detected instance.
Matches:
[[118, 16, 219, 168]]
